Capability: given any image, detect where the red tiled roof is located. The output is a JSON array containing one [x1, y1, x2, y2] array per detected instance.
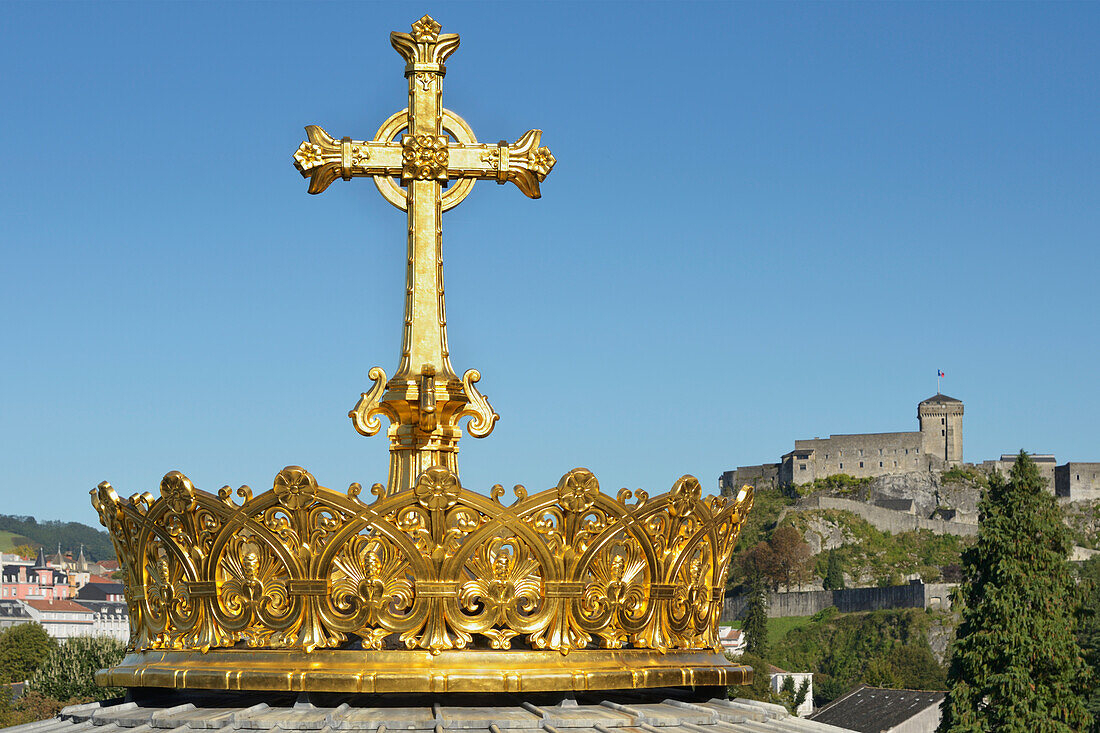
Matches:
[[87, 574, 115, 584], [23, 598, 93, 614]]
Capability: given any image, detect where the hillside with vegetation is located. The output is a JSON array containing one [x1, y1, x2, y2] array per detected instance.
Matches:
[[767, 607, 950, 705], [0, 515, 114, 561], [781, 509, 970, 586], [727, 485, 970, 590]]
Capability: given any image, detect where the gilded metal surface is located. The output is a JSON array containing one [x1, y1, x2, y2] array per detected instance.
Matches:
[[295, 15, 555, 493], [91, 466, 753, 691], [90, 15, 758, 695], [96, 648, 749, 694]]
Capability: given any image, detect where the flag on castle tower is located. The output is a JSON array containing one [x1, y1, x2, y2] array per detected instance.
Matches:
[[938, 369, 945, 378]]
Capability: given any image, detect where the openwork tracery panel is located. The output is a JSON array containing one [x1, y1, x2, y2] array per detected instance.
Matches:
[[93, 466, 752, 656]]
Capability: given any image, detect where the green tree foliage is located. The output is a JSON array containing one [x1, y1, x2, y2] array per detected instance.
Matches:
[[729, 652, 782, 706], [731, 489, 794, 555], [823, 550, 845, 590], [939, 452, 1092, 732], [1076, 555, 1100, 729], [12, 544, 37, 560], [27, 636, 126, 701], [737, 526, 812, 592], [0, 690, 86, 729], [770, 606, 947, 706], [744, 579, 769, 657], [0, 623, 56, 683], [788, 509, 970, 585], [794, 474, 874, 496]]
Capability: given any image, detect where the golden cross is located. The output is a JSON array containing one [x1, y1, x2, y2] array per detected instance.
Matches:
[[292, 15, 555, 493]]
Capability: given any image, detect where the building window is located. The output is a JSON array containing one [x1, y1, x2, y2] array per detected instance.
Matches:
[[905, 449, 909, 455], [894, 461, 899, 467], [879, 461, 883, 467], [799, 464, 807, 471], [859, 461, 864, 468], [839, 462, 844, 469], [824, 454, 829, 459], [942, 430, 945, 436], [859, 449, 864, 457], [916, 448, 919, 454]]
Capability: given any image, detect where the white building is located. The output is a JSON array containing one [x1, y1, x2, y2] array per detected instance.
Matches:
[[77, 600, 130, 642], [21, 598, 94, 640], [769, 666, 814, 717]]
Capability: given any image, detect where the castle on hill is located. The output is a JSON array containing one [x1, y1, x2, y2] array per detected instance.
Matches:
[[720, 394, 1100, 501]]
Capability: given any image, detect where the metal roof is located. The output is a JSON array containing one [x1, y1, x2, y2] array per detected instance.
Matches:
[[0, 690, 856, 733], [809, 686, 943, 732]]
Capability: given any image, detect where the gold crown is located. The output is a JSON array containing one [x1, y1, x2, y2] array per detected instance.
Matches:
[[90, 15, 756, 695], [92, 466, 752, 693]]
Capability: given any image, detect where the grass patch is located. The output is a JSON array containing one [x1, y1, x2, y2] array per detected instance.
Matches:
[[767, 615, 816, 648], [733, 488, 795, 554], [0, 530, 33, 553]]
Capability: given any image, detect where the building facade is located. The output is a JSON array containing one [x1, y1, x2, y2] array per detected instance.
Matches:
[[721, 394, 963, 492], [0, 549, 71, 601], [21, 598, 94, 640], [1056, 463, 1100, 501]]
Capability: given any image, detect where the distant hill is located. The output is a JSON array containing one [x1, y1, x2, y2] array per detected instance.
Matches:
[[0, 515, 114, 562], [0, 530, 34, 553]]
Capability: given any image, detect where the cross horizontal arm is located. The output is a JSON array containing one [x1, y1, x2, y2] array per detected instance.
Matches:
[[294, 126, 556, 198], [445, 130, 556, 199], [293, 126, 403, 195]]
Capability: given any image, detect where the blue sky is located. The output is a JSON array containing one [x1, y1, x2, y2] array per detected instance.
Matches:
[[1, 2, 1097, 524]]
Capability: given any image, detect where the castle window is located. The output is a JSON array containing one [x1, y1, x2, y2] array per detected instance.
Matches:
[[859, 461, 864, 468], [942, 430, 945, 436], [916, 448, 919, 454], [905, 449, 909, 454], [894, 461, 899, 466], [799, 464, 806, 471], [859, 449, 863, 457], [839, 463, 844, 469], [879, 461, 883, 467], [825, 454, 829, 459], [942, 418, 945, 424]]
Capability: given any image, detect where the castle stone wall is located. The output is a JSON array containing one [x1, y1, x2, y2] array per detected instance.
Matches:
[[720, 464, 780, 494], [786, 432, 925, 484], [1057, 462, 1100, 501], [982, 454, 1058, 493], [783, 496, 980, 537]]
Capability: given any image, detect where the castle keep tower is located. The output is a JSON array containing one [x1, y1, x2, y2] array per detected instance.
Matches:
[[919, 393, 964, 466]]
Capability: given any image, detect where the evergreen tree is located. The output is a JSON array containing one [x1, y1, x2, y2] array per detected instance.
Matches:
[[939, 452, 1092, 732], [1077, 555, 1100, 729], [744, 578, 769, 656], [823, 550, 845, 590]]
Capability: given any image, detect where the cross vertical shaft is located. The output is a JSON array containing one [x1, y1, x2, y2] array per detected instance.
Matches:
[[292, 14, 555, 493]]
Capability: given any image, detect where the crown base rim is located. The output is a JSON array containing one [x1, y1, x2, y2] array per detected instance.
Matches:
[[97, 649, 751, 693]]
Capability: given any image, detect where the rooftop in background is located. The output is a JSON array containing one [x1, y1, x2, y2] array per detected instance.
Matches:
[[919, 393, 961, 404], [809, 685, 944, 732], [22, 598, 92, 614]]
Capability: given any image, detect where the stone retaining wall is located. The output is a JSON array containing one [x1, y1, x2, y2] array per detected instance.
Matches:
[[721, 581, 956, 621]]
